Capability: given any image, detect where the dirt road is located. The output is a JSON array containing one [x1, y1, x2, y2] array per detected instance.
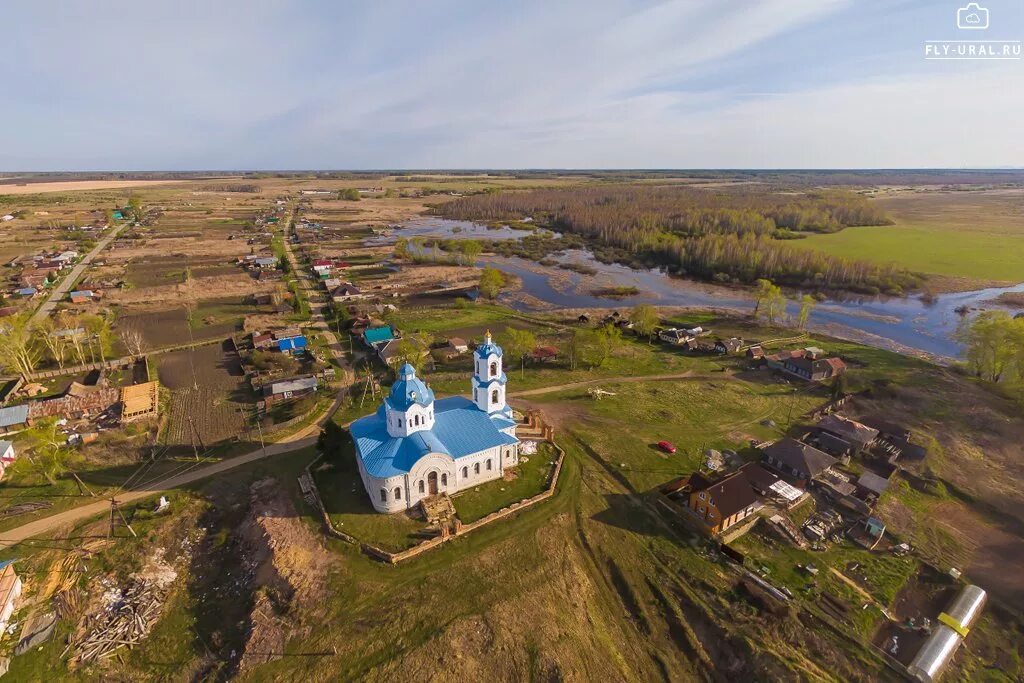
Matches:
[[0, 431, 319, 551], [29, 222, 130, 325]]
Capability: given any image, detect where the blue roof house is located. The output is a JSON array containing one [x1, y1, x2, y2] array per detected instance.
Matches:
[[363, 325, 396, 347], [351, 335, 520, 513], [276, 335, 308, 354]]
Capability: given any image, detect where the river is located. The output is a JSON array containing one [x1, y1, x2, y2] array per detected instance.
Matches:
[[390, 218, 1024, 361]]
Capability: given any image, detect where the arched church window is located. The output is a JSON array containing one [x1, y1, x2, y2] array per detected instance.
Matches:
[[394, 487, 401, 500], [441, 473, 448, 486], [418, 480, 425, 494], [474, 463, 480, 474], [380, 488, 387, 502], [486, 459, 492, 470], [491, 389, 499, 404], [490, 361, 497, 377], [462, 466, 468, 478]]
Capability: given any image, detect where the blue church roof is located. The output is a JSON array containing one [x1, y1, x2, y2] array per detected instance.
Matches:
[[385, 363, 435, 411], [475, 331, 503, 359], [351, 396, 518, 478]]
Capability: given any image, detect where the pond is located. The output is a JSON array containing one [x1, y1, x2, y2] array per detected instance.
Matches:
[[391, 219, 1024, 361]]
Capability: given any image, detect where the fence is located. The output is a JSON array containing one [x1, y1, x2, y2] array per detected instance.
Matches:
[[25, 356, 140, 381], [303, 414, 566, 564]]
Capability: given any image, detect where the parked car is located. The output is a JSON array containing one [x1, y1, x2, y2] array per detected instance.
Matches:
[[657, 440, 677, 454]]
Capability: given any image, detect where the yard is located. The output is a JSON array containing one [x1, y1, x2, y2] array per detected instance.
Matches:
[[452, 442, 558, 523], [313, 461, 427, 553]]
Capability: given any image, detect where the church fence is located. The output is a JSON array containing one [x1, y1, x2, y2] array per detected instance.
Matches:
[[302, 419, 566, 564]]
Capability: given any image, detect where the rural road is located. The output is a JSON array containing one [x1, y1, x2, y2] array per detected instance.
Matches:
[[29, 222, 129, 325], [0, 432, 319, 551]]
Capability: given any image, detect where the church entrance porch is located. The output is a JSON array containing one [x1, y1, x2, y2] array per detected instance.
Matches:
[[419, 493, 457, 525]]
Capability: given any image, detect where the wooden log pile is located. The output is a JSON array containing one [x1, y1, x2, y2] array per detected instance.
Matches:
[[71, 579, 166, 663]]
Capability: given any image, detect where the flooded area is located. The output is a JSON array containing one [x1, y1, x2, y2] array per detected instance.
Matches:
[[390, 218, 1024, 361]]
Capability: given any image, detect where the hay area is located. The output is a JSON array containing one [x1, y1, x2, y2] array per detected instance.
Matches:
[[235, 478, 332, 672]]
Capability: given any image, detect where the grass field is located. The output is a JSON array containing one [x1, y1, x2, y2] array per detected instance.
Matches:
[[790, 224, 1024, 283], [791, 190, 1024, 286]]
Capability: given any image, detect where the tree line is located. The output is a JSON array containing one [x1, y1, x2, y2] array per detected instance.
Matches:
[[956, 311, 1024, 394], [438, 185, 918, 294], [0, 311, 119, 376]]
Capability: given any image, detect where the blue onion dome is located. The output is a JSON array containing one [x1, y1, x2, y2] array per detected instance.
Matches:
[[386, 363, 434, 410], [475, 330, 503, 358]]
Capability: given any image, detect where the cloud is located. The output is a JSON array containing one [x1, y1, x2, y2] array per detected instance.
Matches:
[[0, 0, 1020, 169]]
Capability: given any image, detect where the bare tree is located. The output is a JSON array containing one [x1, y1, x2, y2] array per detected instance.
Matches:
[[0, 314, 41, 375], [120, 322, 147, 356]]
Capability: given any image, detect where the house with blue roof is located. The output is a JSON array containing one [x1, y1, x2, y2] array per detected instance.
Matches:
[[351, 331, 519, 513]]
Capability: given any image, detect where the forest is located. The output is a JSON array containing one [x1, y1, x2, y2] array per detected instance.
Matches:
[[438, 185, 920, 294]]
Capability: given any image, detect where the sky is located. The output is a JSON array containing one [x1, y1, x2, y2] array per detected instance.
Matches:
[[1, 0, 1022, 170]]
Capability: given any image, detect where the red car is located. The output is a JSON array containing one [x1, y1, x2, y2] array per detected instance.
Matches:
[[657, 440, 677, 454]]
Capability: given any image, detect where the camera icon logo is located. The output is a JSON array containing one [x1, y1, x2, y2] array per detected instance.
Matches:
[[957, 3, 989, 30]]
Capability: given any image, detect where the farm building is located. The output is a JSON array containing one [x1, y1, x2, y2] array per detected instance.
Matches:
[[816, 414, 879, 453], [68, 290, 97, 304], [0, 405, 29, 434], [530, 345, 559, 362], [760, 438, 838, 487], [263, 376, 318, 406], [14, 287, 37, 297], [350, 337, 519, 514], [120, 381, 159, 422], [0, 561, 22, 635]]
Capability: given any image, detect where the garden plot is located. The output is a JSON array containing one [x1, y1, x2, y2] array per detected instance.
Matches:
[[157, 343, 252, 446], [116, 297, 257, 348]]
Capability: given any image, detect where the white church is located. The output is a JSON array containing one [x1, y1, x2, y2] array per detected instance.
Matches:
[[350, 331, 521, 513]]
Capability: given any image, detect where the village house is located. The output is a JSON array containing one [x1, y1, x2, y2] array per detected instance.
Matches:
[[0, 560, 22, 635], [437, 337, 469, 360], [252, 256, 278, 271], [761, 437, 838, 488], [766, 347, 847, 382], [330, 282, 365, 302], [252, 331, 276, 350], [746, 345, 765, 361], [273, 329, 308, 355], [68, 289, 99, 304], [350, 336, 519, 513], [363, 325, 398, 348], [530, 345, 559, 363], [715, 337, 744, 355], [658, 328, 692, 345], [815, 414, 879, 456], [669, 469, 763, 535]]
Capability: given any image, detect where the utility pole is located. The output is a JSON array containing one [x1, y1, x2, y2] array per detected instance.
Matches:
[[254, 414, 266, 455], [187, 415, 205, 461], [108, 497, 137, 539]]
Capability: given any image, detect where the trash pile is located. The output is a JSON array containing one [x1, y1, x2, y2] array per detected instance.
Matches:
[[70, 551, 177, 664]]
